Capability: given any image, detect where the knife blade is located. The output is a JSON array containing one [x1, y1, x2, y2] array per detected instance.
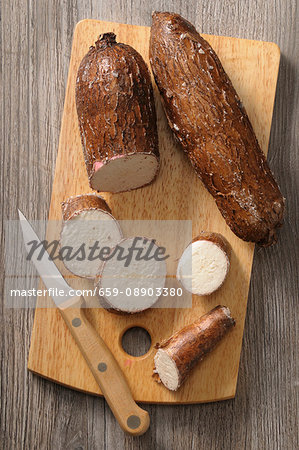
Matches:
[[18, 209, 150, 436], [18, 209, 72, 304]]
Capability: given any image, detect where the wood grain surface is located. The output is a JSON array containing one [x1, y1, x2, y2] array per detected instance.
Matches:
[[1, 1, 298, 449], [27, 18, 280, 404]]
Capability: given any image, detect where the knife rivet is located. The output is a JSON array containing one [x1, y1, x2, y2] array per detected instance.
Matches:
[[127, 415, 141, 429], [72, 318, 81, 327], [98, 362, 107, 372]]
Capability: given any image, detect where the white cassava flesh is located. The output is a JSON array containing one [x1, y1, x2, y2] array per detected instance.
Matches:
[[154, 349, 180, 391], [96, 237, 167, 313], [60, 209, 122, 278], [176, 234, 230, 295], [91, 153, 159, 193]]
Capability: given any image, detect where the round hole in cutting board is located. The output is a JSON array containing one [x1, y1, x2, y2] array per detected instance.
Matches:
[[121, 327, 151, 357]]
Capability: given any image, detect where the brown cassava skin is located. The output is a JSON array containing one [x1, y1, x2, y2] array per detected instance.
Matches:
[[150, 12, 284, 246], [76, 33, 159, 191], [61, 193, 112, 221], [156, 305, 235, 389], [192, 231, 231, 261]]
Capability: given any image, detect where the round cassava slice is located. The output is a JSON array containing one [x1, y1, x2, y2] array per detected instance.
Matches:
[[60, 194, 122, 278], [76, 33, 160, 193], [176, 232, 230, 296], [95, 237, 167, 313], [154, 305, 235, 391]]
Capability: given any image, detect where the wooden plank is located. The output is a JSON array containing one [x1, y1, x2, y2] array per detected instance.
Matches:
[[27, 19, 280, 404]]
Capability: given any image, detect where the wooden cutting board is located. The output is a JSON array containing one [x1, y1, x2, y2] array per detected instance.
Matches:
[[28, 19, 280, 403]]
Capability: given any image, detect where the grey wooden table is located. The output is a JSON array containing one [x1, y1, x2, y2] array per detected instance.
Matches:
[[1, 1, 298, 449]]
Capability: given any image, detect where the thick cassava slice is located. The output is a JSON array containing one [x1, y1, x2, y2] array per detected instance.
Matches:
[[154, 305, 235, 391], [150, 12, 284, 246], [177, 232, 231, 296], [95, 237, 167, 313], [76, 33, 159, 193], [60, 194, 122, 278]]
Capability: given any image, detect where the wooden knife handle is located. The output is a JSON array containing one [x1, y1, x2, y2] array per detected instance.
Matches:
[[59, 296, 150, 436]]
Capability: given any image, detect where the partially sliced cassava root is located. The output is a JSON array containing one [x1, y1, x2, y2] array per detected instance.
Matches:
[[95, 237, 167, 313], [76, 33, 159, 193], [177, 232, 231, 296], [150, 12, 284, 246], [154, 305, 235, 391], [60, 194, 122, 278]]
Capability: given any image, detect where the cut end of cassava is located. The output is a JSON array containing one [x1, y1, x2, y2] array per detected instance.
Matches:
[[95, 237, 167, 313], [60, 194, 122, 278], [177, 232, 230, 296], [90, 154, 159, 193], [154, 349, 180, 391]]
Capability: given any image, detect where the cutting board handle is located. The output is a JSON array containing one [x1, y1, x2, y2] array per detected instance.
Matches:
[[59, 296, 150, 436]]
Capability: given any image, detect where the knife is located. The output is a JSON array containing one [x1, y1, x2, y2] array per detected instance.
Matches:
[[18, 209, 150, 436]]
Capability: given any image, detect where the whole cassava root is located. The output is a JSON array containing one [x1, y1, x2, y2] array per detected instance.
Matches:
[[150, 12, 284, 246], [76, 33, 160, 193], [154, 305, 235, 391]]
